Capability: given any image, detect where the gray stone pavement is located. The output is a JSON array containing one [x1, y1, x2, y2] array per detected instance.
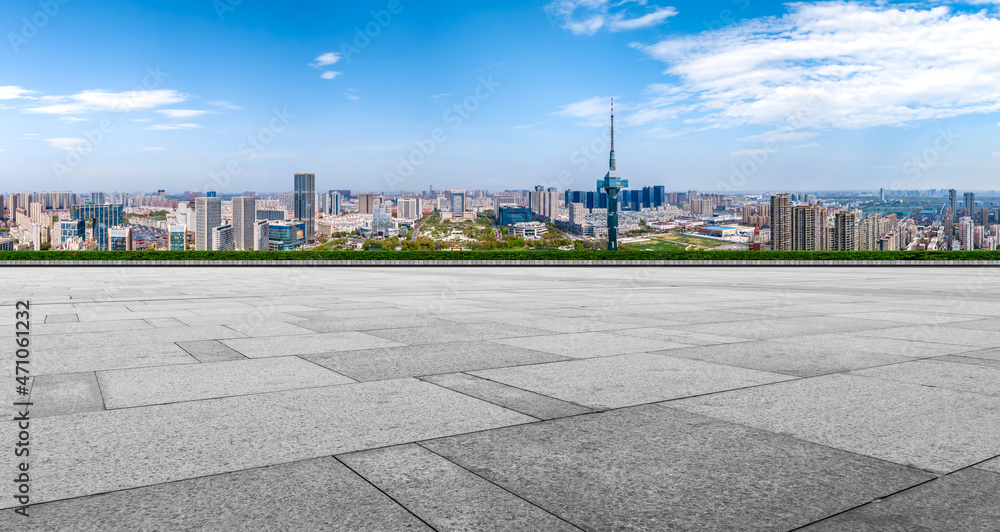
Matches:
[[2, 266, 1000, 530]]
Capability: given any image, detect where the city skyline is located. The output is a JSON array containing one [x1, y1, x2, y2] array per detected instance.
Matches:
[[1, 1, 998, 193]]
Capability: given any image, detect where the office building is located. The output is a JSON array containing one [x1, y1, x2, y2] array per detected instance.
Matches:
[[293, 173, 316, 243], [253, 221, 270, 251], [195, 196, 222, 251], [169, 224, 186, 251], [57, 219, 86, 244], [108, 227, 133, 251], [328, 191, 342, 216], [451, 191, 467, 214], [256, 209, 285, 222], [497, 206, 533, 227], [948, 189, 958, 219], [91, 192, 106, 205], [398, 197, 420, 221], [212, 224, 234, 251], [569, 203, 585, 225], [231, 195, 255, 250], [358, 193, 376, 215], [769, 194, 792, 250], [268, 222, 306, 250], [964, 192, 975, 218], [71, 203, 124, 251], [0, 237, 14, 251]]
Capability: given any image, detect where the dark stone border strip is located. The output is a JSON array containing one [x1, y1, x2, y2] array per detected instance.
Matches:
[[1, 260, 999, 267]]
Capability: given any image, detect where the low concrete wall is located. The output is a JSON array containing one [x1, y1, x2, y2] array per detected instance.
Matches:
[[2, 260, 999, 267]]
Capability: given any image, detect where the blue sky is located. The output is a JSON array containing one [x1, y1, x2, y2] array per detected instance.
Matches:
[[1, 0, 998, 194]]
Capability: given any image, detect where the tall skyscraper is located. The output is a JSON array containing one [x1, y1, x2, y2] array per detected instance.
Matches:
[[294, 173, 316, 244], [948, 189, 958, 218], [598, 99, 628, 251], [231, 196, 256, 250], [358, 193, 376, 214], [451, 191, 466, 214], [91, 192, 106, 204], [195, 196, 222, 251], [328, 191, 342, 216], [398, 197, 420, 221], [963, 192, 975, 218], [769, 194, 792, 250]]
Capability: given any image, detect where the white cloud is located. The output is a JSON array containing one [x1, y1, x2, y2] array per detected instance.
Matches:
[[142, 147, 166, 151], [156, 109, 211, 119], [57, 117, 89, 123], [207, 100, 241, 110], [553, 95, 613, 126], [513, 120, 550, 130], [310, 52, 341, 68], [992, 151, 1000, 157], [792, 143, 820, 149], [25, 89, 189, 115], [547, 1, 677, 36], [730, 148, 778, 157], [871, 165, 896, 169], [609, 7, 678, 32], [146, 123, 202, 131], [321, 71, 342, 80], [343, 89, 359, 100], [430, 93, 453, 99], [629, 3, 1000, 129], [0, 86, 34, 99], [45, 138, 91, 151], [129, 118, 152, 122]]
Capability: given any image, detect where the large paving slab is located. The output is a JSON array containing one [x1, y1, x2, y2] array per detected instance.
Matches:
[[29, 372, 106, 418], [221, 331, 406, 358], [657, 341, 914, 377], [799, 468, 1000, 532], [175, 340, 248, 362], [304, 341, 568, 382], [341, 444, 581, 531], [471, 352, 794, 409], [670, 316, 908, 340], [364, 322, 554, 345], [6, 378, 532, 508], [850, 359, 1000, 397], [493, 331, 684, 359], [671, 373, 1000, 473], [421, 373, 595, 420], [423, 405, 932, 532], [97, 357, 356, 408], [22, 456, 432, 531]]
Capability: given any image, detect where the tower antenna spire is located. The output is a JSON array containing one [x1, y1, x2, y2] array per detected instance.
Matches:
[[611, 97, 614, 153]]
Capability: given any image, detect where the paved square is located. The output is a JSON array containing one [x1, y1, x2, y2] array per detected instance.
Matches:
[[3, 266, 1000, 530]]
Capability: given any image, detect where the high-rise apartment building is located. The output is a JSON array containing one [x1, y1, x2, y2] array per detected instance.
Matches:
[[195, 196, 222, 251], [569, 203, 585, 226], [948, 189, 958, 218], [231, 196, 256, 250], [254, 221, 270, 251], [959, 217, 974, 250], [91, 192, 106, 205], [398, 197, 420, 221], [293, 173, 315, 244], [834, 210, 860, 251], [791, 205, 817, 250], [769, 194, 792, 250], [963, 192, 975, 218], [328, 191, 342, 216]]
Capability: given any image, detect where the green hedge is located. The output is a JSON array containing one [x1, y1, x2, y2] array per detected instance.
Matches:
[[1, 250, 999, 261]]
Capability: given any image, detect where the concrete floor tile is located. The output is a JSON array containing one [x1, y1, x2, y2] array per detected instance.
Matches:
[[29, 372, 105, 418], [221, 331, 405, 358], [494, 331, 681, 359], [611, 327, 749, 346], [660, 341, 914, 377], [975, 456, 1000, 474], [421, 373, 594, 420], [771, 333, 978, 357], [341, 444, 581, 532], [23, 457, 432, 531], [857, 325, 1000, 348], [423, 406, 931, 532], [220, 320, 316, 337], [43, 313, 78, 324], [175, 340, 248, 362], [850, 359, 1000, 397], [31, 319, 154, 336], [673, 316, 907, 340], [472, 352, 793, 409], [7, 378, 532, 508], [304, 341, 567, 382], [365, 322, 553, 345], [799, 469, 1000, 532], [97, 357, 355, 408], [296, 315, 450, 333], [671, 374, 1000, 473], [144, 317, 188, 328]]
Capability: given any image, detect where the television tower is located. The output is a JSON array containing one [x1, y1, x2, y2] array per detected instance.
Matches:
[[598, 98, 628, 251]]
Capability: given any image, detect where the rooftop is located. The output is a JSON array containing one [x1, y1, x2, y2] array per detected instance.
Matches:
[[5, 266, 1000, 530]]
